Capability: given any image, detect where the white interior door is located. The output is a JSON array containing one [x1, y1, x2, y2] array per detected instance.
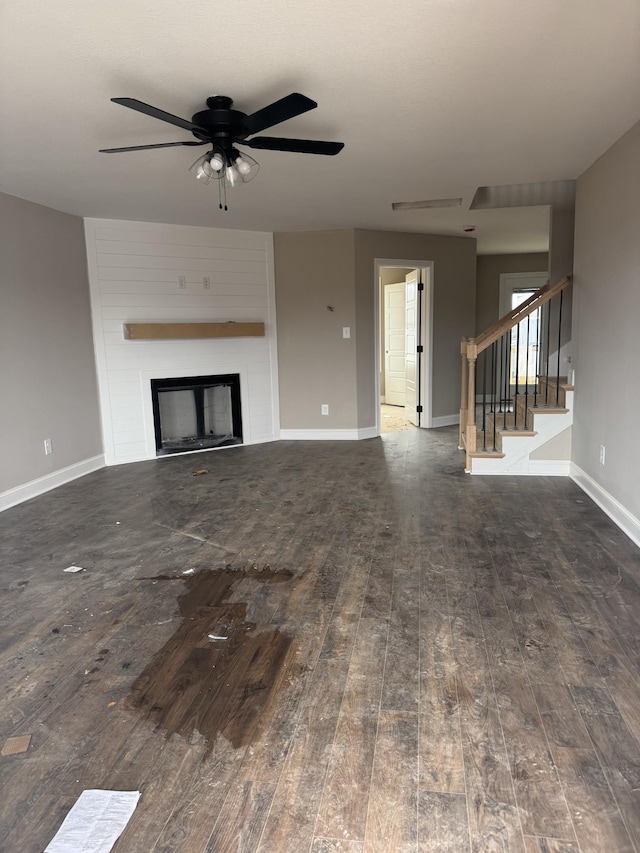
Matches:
[[404, 270, 420, 425], [384, 282, 406, 406]]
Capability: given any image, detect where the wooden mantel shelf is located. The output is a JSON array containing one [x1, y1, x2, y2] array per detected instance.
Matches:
[[123, 321, 265, 340]]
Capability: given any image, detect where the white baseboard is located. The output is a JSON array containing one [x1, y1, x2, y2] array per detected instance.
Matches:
[[358, 426, 378, 440], [528, 460, 571, 476], [431, 414, 460, 428], [0, 454, 106, 512], [279, 428, 378, 441], [570, 463, 640, 549]]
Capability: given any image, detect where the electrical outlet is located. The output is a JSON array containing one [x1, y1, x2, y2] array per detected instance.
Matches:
[[44, 438, 52, 455], [599, 445, 606, 465], [178, 275, 187, 289], [321, 404, 329, 416], [203, 276, 211, 289], [342, 326, 351, 339]]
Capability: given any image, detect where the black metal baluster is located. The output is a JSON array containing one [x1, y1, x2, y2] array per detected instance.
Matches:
[[556, 290, 563, 406], [492, 341, 497, 451], [504, 331, 510, 430], [524, 314, 530, 429], [545, 296, 552, 405], [482, 350, 487, 450], [534, 304, 541, 408], [498, 335, 503, 416], [515, 318, 521, 428]]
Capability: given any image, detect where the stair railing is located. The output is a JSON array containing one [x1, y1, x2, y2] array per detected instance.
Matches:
[[460, 274, 573, 469]]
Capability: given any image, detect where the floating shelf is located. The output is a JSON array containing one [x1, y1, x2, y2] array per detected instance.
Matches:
[[123, 322, 265, 340]]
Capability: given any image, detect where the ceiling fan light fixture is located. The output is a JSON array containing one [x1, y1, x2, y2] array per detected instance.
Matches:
[[233, 151, 260, 183], [225, 162, 241, 188], [208, 151, 225, 173], [189, 153, 214, 184]]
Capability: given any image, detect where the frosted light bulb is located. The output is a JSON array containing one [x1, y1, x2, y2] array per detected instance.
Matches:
[[235, 156, 251, 176], [209, 153, 224, 172], [233, 151, 259, 183]]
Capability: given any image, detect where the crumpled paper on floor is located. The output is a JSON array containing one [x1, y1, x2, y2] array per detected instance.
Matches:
[[45, 789, 140, 853]]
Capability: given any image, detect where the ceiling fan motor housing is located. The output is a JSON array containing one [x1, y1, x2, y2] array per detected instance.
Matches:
[[192, 96, 249, 145]]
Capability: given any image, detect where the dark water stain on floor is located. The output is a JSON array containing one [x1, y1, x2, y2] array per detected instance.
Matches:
[[126, 566, 297, 755]]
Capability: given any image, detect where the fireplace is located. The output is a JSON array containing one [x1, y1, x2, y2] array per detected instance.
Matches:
[[150, 374, 243, 456]]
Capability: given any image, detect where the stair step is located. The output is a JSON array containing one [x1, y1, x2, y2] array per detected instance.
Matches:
[[484, 412, 536, 432], [478, 400, 568, 438], [469, 450, 505, 459], [474, 427, 531, 454], [535, 375, 572, 407], [528, 406, 569, 415]]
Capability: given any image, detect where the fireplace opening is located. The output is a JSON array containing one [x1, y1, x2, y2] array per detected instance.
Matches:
[[151, 374, 243, 456]]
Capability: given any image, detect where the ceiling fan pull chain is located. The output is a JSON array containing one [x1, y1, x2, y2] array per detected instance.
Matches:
[[218, 176, 228, 211]]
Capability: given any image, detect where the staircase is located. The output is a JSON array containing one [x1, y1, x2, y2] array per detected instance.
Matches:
[[459, 275, 573, 475], [468, 376, 573, 474]]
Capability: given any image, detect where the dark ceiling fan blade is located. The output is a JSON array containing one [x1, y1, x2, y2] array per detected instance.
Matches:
[[242, 93, 317, 136], [244, 136, 344, 155], [99, 140, 207, 153], [111, 98, 206, 133]]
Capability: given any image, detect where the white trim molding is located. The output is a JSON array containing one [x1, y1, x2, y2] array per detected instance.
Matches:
[[570, 463, 640, 549], [279, 428, 378, 441], [527, 460, 571, 476], [431, 414, 460, 428], [0, 455, 105, 512]]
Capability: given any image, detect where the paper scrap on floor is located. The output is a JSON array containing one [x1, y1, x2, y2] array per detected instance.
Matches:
[[63, 565, 85, 573], [1, 734, 31, 755], [45, 789, 140, 853]]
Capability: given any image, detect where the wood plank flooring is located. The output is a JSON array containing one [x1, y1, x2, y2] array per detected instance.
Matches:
[[1, 428, 640, 852]]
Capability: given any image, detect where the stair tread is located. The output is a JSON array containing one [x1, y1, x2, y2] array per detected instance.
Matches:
[[484, 414, 537, 433]]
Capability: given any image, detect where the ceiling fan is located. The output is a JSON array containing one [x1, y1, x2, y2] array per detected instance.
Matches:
[[100, 92, 344, 208]]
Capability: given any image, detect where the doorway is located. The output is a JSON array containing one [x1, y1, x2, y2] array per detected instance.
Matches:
[[375, 260, 433, 435]]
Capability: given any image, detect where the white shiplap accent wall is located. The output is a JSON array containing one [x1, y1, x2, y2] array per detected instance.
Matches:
[[84, 219, 279, 465]]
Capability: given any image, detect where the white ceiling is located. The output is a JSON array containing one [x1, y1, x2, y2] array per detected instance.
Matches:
[[1, 0, 639, 254]]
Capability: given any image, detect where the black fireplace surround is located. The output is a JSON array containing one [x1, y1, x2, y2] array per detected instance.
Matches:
[[151, 374, 243, 456]]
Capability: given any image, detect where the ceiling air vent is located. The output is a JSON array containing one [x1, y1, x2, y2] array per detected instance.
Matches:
[[391, 198, 462, 211]]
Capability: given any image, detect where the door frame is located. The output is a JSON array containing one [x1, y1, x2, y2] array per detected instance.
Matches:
[[374, 258, 434, 435]]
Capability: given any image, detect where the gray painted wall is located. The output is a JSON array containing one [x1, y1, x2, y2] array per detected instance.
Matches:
[[0, 193, 102, 493], [572, 119, 640, 521], [274, 230, 357, 430]]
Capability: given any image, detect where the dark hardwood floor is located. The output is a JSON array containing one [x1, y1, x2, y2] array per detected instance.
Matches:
[[1, 427, 640, 852]]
